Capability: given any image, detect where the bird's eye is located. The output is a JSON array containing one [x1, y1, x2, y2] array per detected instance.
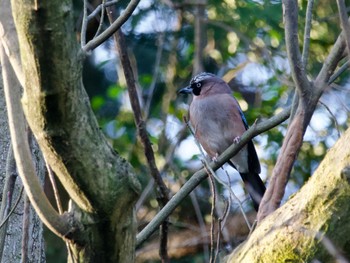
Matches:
[[196, 82, 202, 88]]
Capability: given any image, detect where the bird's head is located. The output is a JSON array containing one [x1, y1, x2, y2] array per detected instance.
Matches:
[[178, 72, 229, 96]]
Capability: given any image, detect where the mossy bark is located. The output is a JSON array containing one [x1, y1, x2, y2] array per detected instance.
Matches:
[[226, 128, 350, 262], [10, 0, 140, 262]]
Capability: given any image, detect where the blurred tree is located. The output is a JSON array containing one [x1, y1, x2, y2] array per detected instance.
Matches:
[[1, 0, 350, 262]]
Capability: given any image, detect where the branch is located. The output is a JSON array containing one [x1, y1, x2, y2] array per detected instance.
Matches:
[[315, 30, 346, 88], [0, 44, 74, 239], [336, 0, 350, 60], [301, 0, 314, 67], [136, 107, 291, 246], [227, 128, 350, 262], [81, 0, 88, 47], [106, 7, 170, 261], [88, 0, 119, 21], [282, 0, 311, 94], [82, 0, 141, 52]]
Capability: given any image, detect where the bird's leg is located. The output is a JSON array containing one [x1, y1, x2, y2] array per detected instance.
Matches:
[[233, 136, 241, 144], [212, 153, 219, 162]]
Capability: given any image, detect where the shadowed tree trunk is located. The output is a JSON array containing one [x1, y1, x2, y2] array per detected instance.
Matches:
[[6, 0, 141, 262]]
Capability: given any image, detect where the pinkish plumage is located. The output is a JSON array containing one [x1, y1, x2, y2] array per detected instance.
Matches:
[[179, 72, 265, 210]]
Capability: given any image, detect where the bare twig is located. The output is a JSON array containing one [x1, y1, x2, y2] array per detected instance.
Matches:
[[136, 107, 291, 246], [0, 143, 17, 259], [21, 194, 30, 263], [282, 0, 311, 94], [215, 200, 229, 262], [93, 0, 107, 38], [319, 100, 341, 138], [88, 0, 119, 21], [81, 0, 89, 47], [203, 162, 216, 263], [336, 0, 350, 60], [189, 189, 210, 262], [0, 187, 24, 230], [144, 33, 165, 119], [106, 7, 170, 262], [316, 33, 346, 90], [46, 163, 64, 214], [302, 0, 314, 68], [82, 0, 141, 52], [328, 60, 349, 84]]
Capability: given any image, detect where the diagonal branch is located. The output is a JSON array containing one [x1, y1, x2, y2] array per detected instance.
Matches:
[[82, 0, 140, 52], [136, 107, 291, 246]]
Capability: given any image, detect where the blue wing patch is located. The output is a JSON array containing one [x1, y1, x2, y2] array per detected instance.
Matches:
[[239, 109, 249, 130]]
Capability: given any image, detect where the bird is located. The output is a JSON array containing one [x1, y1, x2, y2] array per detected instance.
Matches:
[[178, 72, 265, 211]]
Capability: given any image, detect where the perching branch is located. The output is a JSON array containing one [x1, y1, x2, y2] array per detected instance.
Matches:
[[0, 44, 74, 239], [82, 0, 141, 52], [136, 107, 291, 246]]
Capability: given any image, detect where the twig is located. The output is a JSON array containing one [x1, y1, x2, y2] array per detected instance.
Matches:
[[144, 32, 165, 119], [319, 100, 341, 138], [136, 107, 291, 246], [315, 31, 346, 90], [87, 0, 119, 21], [81, 0, 88, 47], [106, 7, 170, 262], [0, 187, 24, 229], [21, 194, 30, 263], [203, 162, 216, 263], [93, 0, 107, 38], [328, 60, 349, 85], [0, 143, 17, 260], [282, 0, 311, 94], [223, 169, 251, 229], [336, 0, 350, 60], [83, 0, 141, 52], [215, 200, 229, 262], [46, 163, 64, 214], [189, 189, 210, 262], [302, 0, 314, 68]]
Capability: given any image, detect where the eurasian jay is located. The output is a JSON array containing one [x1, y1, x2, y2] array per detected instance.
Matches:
[[179, 72, 265, 211]]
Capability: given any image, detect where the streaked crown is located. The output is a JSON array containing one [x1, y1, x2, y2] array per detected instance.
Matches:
[[190, 72, 216, 86]]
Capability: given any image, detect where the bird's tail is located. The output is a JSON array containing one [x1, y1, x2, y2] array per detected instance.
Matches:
[[239, 172, 266, 211]]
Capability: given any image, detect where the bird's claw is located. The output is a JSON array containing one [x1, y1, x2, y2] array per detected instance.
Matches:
[[212, 153, 219, 162], [233, 136, 241, 144]]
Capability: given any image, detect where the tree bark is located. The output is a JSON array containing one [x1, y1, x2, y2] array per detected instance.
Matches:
[[0, 52, 46, 263], [9, 0, 140, 261], [226, 127, 350, 262]]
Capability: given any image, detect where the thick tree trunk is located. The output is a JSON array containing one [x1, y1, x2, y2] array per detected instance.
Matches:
[[10, 0, 140, 262], [226, 127, 350, 262]]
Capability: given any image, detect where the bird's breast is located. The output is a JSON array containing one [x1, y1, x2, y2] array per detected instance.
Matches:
[[189, 96, 241, 157]]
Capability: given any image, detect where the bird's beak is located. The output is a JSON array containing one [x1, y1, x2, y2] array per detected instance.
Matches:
[[178, 86, 192, 94]]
